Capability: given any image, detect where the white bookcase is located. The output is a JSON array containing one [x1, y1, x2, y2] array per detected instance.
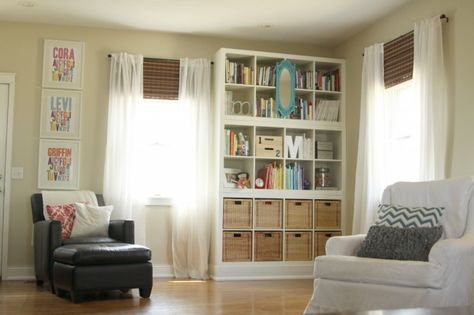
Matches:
[[211, 48, 346, 280]]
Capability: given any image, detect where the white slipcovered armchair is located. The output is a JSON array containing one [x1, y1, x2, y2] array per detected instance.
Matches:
[[304, 177, 474, 314]]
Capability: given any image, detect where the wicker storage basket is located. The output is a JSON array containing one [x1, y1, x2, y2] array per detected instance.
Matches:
[[315, 200, 341, 228], [223, 199, 252, 229], [255, 231, 282, 261], [223, 231, 252, 262], [285, 200, 312, 228], [255, 199, 282, 228], [315, 231, 342, 257], [285, 232, 312, 261]]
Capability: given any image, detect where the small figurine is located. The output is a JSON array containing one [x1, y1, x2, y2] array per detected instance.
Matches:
[[235, 172, 251, 189]]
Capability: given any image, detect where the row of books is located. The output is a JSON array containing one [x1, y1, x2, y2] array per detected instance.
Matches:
[[315, 100, 340, 122], [290, 98, 313, 120], [296, 69, 313, 90], [226, 60, 340, 92], [257, 162, 284, 189], [224, 129, 249, 156], [316, 69, 340, 91], [256, 97, 277, 118], [256, 65, 276, 86], [285, 163, 309, 190], [225, 60, 253, 85]]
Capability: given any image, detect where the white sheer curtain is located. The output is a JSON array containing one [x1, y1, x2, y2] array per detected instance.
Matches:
[[415, 15, 448, 180], [172, 58, 212, 279], [352, 15, 448, 233], [103, 53, 145, 244], [352, 44, 386, 234]]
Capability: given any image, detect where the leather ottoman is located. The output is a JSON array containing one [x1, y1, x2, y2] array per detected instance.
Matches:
[[53, 243, 152, 302]]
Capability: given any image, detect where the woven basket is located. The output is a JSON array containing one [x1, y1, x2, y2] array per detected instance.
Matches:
[[255, 199, 282, 228], [223, 199, 252, 229], [286, 200, 312, 229], [315, 231, 341, 257], [285, 232, 312, 261], [255, 231, 282, 261], [223, 231, 252, 262], [315, 200, 341, 228]]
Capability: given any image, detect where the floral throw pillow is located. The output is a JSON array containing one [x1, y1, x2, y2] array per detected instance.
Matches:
[[46, 204, 76, 240]]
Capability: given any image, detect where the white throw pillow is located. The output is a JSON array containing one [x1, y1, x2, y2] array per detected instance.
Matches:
[[70, 203, 113, 238]]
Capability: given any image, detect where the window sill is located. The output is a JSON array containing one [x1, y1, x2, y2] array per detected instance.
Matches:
[[145, 196, 173, 206]]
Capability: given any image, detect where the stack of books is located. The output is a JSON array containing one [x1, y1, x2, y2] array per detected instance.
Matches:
[[285, 162, 306, 190], [256, 65, 275, 86], [296, 69, 313, 89], [226, 60, 253, 85], [315, 99, 340, 122], [316, 69, 340, 91], [257, 162, 283, 189], [256, 97, 276, 118]]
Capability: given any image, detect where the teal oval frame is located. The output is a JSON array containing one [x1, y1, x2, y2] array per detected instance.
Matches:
[[276, 59, 296, 117]]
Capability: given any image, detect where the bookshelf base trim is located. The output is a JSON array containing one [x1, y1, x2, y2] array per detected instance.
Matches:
[[209, 262, 314, 280]]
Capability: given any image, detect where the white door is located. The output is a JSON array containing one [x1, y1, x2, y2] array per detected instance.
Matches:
[[0, 83, 8, 278], [0, 74, 14, 279]]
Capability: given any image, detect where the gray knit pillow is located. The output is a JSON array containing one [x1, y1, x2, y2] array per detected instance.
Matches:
[[356, 225, 443, 261]]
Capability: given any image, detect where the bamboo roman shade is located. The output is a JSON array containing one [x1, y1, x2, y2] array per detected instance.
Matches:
[[143, 58, 179, 100], [384, 31, 414, 88]]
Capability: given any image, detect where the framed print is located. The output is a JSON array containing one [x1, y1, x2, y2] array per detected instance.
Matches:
[[40, 89, 82, 139], [42, 39, 84, 90], [223, 168, 241, 188], [38, 139, 80, 190]]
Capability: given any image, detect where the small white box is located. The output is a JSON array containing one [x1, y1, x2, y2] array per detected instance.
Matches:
[[317, 150, 333, 159], [317, 141, 333, 151]]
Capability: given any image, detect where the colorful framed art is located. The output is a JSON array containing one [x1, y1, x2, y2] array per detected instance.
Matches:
[[40, 89, 82, 139], [38, 139, 80, 190], [42, 39, 84, 90]]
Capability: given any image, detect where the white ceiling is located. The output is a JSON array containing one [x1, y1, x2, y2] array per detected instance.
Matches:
[[0, 0, 412, 46]]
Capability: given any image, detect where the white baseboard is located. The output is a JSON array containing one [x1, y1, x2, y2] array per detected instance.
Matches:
[[153, 264, 174, 278], [2, 265, 174, 280], [3, 263, 311, 281], [4, 267, 35, 280], [210, 262, 315, 281]]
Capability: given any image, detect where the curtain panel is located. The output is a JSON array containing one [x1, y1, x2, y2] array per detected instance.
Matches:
[[415, 15, 448, 180], [103, 53, 145, 243], [171, 58, 212, 279], [352, 44, 386, 234]]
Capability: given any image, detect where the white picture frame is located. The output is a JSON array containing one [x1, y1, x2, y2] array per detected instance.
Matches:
[[38, 139, 80, 190], [42, 39, 84, 90], [40, 89, 82, 139], [223, 168, 241, 188]]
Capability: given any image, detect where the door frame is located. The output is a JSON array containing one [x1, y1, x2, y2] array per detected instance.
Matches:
[[0, 73, 15, 279]]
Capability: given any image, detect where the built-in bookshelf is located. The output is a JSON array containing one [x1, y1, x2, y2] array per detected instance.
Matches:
[[212, 48, 346, 280]]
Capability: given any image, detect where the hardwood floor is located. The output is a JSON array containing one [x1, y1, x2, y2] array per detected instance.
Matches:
[[0, 278, 313, 314]]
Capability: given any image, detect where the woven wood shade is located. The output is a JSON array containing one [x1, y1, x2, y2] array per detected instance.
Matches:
[[143, 58, 179, 100], [384, 31, 414, 88]]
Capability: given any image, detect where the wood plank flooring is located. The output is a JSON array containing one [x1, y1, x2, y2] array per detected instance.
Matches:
[[0, 278, 313, 314]]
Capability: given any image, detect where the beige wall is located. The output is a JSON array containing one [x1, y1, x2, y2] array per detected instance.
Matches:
[[0, 21, 332, 269], [334, 0, 474, 234]]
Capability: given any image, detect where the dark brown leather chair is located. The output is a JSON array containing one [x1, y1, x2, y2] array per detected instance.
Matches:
[[31, 193, 152, 302]]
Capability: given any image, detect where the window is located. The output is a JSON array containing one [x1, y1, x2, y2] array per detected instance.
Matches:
[[382, 31, 420, 185], [383, 80, 421, 184], [132, 98, 183, 201]]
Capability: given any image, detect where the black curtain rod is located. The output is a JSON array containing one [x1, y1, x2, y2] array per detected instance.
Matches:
[[362, 14, 448, 56], [107, 54, 213, 65]]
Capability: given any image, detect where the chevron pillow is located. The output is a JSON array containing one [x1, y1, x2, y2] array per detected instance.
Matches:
[[374, 204, 445, 228]]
